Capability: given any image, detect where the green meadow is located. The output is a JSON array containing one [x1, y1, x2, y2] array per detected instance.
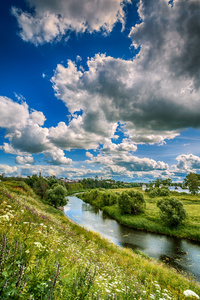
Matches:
[[0, 181, 200, 299]]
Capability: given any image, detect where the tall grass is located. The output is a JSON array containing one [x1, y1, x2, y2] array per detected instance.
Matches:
[[0, 181, 199, 299]]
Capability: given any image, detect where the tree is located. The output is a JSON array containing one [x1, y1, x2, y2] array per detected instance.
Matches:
[[33, 179, 48, 199], [118, 190, 146, 215], [157, 197, 187, 227], [184, 173, 199, 195], [46, 184, 68, 208]]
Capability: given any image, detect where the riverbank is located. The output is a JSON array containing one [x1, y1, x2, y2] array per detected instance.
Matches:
[[77, 189, 200, 242], [0, 181, 200, 299]]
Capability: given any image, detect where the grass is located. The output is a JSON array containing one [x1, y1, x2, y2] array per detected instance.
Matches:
[[0, 181, 200, 299], [79, 188, 200, 242]]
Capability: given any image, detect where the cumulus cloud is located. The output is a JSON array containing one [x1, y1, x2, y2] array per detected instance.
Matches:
[[43, 148, 72, 165], [0, 165, 18, 176], [86, 152, 168, 175], [15, 155, 34, 164], [102, 139, 137, 153], [51, 0, 200, 144], [0, 97, 72, 166], [174, 154, 200, 172], [86, 151, 93, 158], [48, 117, 117, 150], [0, 96, 29, 129], [12, 0, 130, 45]]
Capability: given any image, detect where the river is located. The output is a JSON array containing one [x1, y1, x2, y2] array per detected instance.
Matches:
[[64, 195, 200, 282]]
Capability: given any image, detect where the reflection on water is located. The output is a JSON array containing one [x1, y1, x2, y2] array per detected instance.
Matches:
[[169, 186, 190, 193], [64, 196, 200, 282]]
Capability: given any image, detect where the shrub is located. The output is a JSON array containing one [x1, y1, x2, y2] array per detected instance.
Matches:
[[148, 188, 159, 198], [157, 197, 187, 227], [159, 187, 170, 197], [118, 191, 146, 215], [148, 187, 170, 198]]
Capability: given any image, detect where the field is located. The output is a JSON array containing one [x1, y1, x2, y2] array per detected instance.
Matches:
[[0, 181, 200, 299]]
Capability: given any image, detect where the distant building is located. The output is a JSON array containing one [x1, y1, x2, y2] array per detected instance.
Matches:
[[159, 184, 163, 188], [142, 184, 146, 191]]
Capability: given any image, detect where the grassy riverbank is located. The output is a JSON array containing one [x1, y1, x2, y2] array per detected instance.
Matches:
[[0, 181, 200, 299], [78, 188, 200, 242]]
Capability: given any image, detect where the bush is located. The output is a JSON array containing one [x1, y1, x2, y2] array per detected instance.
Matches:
[[157, 197, 187, 227], [159, 187, 170, 197], [46, 184, 68, 208], [148, 188, 159, 198], [148, 187, 170, 198], [118, 191, 146, 215]]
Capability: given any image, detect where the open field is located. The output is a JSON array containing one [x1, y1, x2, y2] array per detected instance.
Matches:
[[0, 181, 200, 299]]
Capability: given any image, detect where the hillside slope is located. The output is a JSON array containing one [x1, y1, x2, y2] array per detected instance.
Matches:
[[0, 181, 199, 299]]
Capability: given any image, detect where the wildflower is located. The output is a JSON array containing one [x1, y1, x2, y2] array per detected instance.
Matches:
[[183, 290, 199, 299], [0, 214, 9, 221], [34, 242, 44, 249]]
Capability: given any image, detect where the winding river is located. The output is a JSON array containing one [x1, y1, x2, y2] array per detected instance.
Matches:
[[64, 195, 200, 282]]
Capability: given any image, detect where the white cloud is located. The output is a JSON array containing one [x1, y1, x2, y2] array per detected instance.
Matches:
[[86, 152, 168, 174], [15, 155, 34, 164], [0, 143, 28, 156], [49, 117, 117, 150], [102, 139, 137, 153], [86, 151, 93, 158], [43, 148, 72, 165], [12, 0, 130, 45], [0, 165, 18, 176], [0, 96, 29, 129], [174, 154, 200, 172]]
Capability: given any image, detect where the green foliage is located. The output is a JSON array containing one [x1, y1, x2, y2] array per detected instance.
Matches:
[[118, 190, 146, 215], [33, 178, 49, 199], [149, 178, 172, 188], [47, 177, 64, 188], [79, 189, 119, 208], [157, 197, 187, 227], [46, 184, 68, 208], [184, 173, 199, 195], [148, 187, 170, 198]]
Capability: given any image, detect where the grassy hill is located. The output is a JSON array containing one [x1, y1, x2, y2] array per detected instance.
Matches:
[[0, 181, 200, 299]]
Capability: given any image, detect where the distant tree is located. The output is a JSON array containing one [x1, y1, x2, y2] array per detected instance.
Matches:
[[184, 173, 199, 195], [33, 178, 49, 199], [157, 197, 187, 227], [46, 184, 68, 208]]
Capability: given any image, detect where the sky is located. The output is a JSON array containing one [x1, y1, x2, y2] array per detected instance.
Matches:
[[0, 0, 200, 182]]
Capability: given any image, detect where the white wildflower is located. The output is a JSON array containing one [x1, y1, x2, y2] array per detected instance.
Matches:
[[0, 214, 9, 221], [34, 242, 44, 249], [183, 290, 199, 299]]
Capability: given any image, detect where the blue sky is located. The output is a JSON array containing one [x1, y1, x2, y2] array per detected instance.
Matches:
[[0, 0, 200, 182]]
